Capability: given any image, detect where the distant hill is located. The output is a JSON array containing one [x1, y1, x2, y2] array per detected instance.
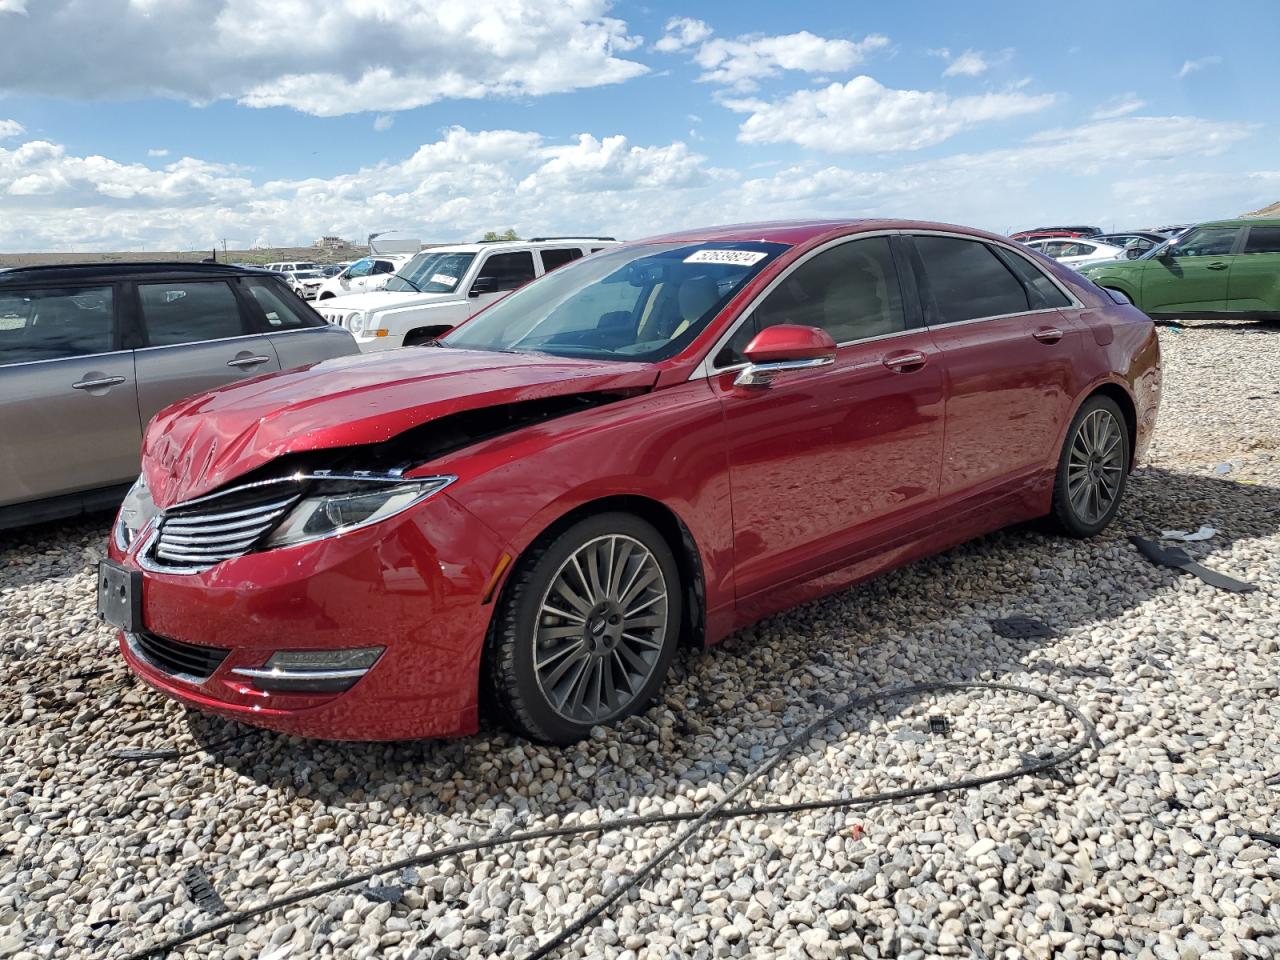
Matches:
[[0, 244, 367, 269], [1242, 201, 1280, 218]]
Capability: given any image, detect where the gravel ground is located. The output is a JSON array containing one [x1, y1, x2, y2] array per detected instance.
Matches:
[[2, 317, 1278, 960]]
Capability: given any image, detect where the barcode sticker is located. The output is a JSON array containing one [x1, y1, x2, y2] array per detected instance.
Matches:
[[431, 274, 458, 287], [683, 249, 767, 266]]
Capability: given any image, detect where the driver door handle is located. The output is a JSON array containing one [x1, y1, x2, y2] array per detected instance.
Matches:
[[1207, 261, 1228, 271], [1032, 327, 1064, 344], [882, 351, 926, 372], [72, 376, 126, 390], [227, 355, 271, 369]]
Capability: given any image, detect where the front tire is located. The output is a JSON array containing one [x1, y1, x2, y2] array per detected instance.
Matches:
[[1048, 394, 1130, 537], [485, 513, 682, 744]]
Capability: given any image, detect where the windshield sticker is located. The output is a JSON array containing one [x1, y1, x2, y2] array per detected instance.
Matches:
[[683, 249, 768, 266], [430, 274, 458, 287]]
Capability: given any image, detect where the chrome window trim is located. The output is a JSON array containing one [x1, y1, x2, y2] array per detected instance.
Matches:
[[0, 346, 133, 369], [132, 324, 331, 353]]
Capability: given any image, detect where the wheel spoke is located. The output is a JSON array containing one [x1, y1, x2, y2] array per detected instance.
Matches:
[[607, 539, 634, 599], [537, 624, 584, 642], [543, 647, 589, 691], [599, 656, 620, 713], [535, 640, 580, 671], [541, 602, 585, 623], [620, 566, 660, 610]]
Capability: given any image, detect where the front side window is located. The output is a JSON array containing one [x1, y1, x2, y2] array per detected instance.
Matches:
[[1243, 226, 1280, 254], [138, 280, 245, 346], [1174, 227, 1239, 258], [715, 236, 905, 367], [913, 236, 1030, 324], [242, 278, 320, 329], [443, 241, 788, 362], [477, 252, 537, 292], [345, 258, 374, 279], [0, 286, 115, 365]]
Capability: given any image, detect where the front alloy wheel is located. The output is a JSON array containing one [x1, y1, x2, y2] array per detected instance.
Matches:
[[486, 513, 681, 743]]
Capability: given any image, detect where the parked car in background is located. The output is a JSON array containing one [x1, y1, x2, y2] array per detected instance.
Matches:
[[313, 255, 412, 300], [1149, 224, 1191, 239], [0, 262, 357, 528], [284, 269, 326, 300], [1024, 238, 1127, 267], [319, 264, 347, 278], [103, 219, 1159, 743], [263, 261, 320, 273], [1092, 232, 1167, 260], [1010, 225, 1102, 243], [1080, 219, 1280, 320], [317, 237, 618, 350]]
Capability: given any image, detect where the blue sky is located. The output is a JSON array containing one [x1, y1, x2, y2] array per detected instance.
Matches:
[[0, 0, 1274, 250]]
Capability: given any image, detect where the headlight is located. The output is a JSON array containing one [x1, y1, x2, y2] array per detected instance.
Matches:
[[348, 311, 367, 334], [114, 473, 158, 550], [264, 475, 454, 548]]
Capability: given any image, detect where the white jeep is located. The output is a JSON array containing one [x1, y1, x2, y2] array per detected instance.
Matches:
[[315, 238, 617, 351]]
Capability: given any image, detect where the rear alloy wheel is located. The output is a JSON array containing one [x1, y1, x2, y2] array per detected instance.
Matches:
[[1049, 394, 1130, 537], [486, 513, 681, 744]]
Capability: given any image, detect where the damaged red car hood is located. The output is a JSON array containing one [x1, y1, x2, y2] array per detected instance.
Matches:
[[142, 348, 659, 507]]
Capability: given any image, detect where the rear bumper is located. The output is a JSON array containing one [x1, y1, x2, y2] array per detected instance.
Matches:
[[111, 494, 507, 740]]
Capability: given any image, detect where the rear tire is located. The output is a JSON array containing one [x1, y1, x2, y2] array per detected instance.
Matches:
[[485, 513, 682, 744], [1048, 394, 1130, 538]]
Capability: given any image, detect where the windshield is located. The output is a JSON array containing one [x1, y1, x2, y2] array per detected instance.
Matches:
[[442, 241, 789, 362], [386, 251, 477, 293]]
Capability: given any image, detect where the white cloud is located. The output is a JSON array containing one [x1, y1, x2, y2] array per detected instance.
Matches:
[[0, 0, 27, 13], [943, 50, 989, 77], [0, 0, 648, 116], [730, 76, 1055, 153], [1090, 95, 1146, 121], [654, 16, 711, 53], [1178, 55, 1222, 78], [373, 115, 394, 132], [147, 148, 170, 158], [693, 31, 890, 91], [0, 120, 24, 139]]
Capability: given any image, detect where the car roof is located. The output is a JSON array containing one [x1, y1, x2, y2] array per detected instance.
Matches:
[[1193, 218, 1279, 228], [414, 238, 620, 255], [0, 261, 266, 285], [630, 218, 1019, 248]]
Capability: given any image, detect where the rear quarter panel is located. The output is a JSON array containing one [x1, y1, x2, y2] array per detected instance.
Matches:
[[269, 325, 358, 369]]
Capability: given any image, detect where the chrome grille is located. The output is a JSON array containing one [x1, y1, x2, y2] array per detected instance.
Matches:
[[149, 483, 301, 571]]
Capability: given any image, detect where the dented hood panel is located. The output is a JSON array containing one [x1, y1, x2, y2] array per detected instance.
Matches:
[[142, 348, 659, 508]]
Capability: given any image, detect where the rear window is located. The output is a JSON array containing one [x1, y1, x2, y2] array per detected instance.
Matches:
[[0, 285, 115, 365], [1244, 226, 1280, 254], [912, 236, 1030, 324], [139, 280, 245, 346]]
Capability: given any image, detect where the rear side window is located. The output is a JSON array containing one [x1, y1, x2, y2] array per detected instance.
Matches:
[[540, 248, 583, 272], [913, 236, 1029, 324], [480, 251, 537, 291], [995, 248, 1072, 309], [138, 280, 245, 347], [242, 277, 320, 329], [0, 286, 115, 365], [1243, 226, 1280, 254]]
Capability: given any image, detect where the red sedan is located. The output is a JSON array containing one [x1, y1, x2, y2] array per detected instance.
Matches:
[[101, 220, 1161, 743]]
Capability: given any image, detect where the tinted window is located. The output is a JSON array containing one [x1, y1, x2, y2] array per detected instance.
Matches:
[[540, 248, 583, 272], [1175, 227, 1238, 258], [914, 236, 1029, 324], [1243, 226, 1280, 254], [372, 260, 395, 275], [242, 278, 319, 329], [716, 236, 905, 367], [0, 286, 115, 365], [994, 248, 1071, 309], [479, 252, 536, 291], [139, 280, 245, 346]]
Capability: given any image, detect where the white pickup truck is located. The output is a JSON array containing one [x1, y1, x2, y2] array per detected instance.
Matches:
[[315, 238, 617, 351]]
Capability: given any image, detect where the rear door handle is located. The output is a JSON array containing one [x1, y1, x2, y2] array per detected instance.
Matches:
[[1207, 261, 1228, 271], [882, 351, 926, 372], [72, 376, 126, 390], [227, 355, 271, 369], [1032, 327, 1064, 344]]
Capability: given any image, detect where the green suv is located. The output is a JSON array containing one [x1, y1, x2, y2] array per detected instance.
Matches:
[[1079, 219, 1280, 320]]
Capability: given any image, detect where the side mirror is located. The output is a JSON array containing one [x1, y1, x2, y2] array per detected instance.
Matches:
[[469, 276, 498, 298], [734, 324, 836, 387]]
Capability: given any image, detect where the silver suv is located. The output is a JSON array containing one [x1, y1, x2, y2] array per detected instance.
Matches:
[[0, 262, 357, 529]]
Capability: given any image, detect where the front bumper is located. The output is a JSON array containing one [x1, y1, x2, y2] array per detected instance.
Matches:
[[111, 494, 507, 740]]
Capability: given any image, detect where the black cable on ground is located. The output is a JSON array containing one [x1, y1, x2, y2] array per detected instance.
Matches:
[[120, 680, 1099, 960]]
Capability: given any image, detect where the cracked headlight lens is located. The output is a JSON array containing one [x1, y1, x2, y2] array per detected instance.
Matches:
[[265, 476, 454, 548], [114, 473, 157, 550]]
